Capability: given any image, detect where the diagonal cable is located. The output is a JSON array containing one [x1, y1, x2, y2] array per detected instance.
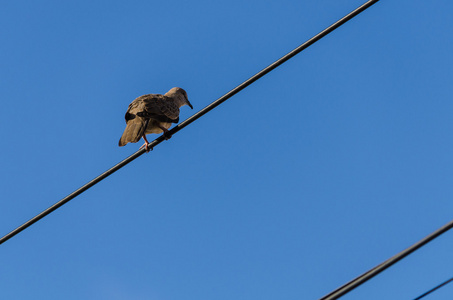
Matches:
[[414, 276, 453, 300], [320, 219, 453, 300], [0, 0, 380, 245]]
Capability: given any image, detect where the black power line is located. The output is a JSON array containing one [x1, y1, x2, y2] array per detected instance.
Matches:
[[319, 219, 453, 300], [0, 0, 380, 245], [414, 276, 453, 300]]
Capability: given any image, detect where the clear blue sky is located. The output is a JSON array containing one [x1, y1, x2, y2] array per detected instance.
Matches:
[[1, 1, 452, 299]]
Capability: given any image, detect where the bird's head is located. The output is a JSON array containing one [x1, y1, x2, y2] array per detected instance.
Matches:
[[167, 87, 193, 109]]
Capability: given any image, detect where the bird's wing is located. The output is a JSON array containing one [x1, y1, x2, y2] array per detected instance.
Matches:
[[138, 95, 180, 123], [118, 95, 152, 146], [123, 94, 150, 122]]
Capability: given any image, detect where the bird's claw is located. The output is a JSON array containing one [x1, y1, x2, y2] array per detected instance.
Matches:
[[139, 143, 153, 152], [162, 132, 172, 140]]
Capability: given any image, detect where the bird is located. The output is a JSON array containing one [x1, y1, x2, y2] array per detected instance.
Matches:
[[118, 87, 193, 152]]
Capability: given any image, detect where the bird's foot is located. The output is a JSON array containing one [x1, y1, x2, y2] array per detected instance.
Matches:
[[139, 135, 152, 152], [156, 125, 172, 140], [139, 143, 153, 152], [162, 132, 172, 140]]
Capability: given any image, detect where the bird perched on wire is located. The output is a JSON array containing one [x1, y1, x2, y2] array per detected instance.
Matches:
[[119, 87, 193, 152]]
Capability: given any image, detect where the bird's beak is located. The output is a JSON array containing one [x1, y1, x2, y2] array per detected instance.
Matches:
[[187, 100, 193, 109]]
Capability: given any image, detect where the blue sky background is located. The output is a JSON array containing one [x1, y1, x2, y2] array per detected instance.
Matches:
[[1, 0, 452, 299]]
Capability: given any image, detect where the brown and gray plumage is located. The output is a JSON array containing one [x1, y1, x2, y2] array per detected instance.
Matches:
[[119, 87, 193, 151]]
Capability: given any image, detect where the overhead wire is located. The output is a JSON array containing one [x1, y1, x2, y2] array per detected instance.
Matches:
[[413, 276, 453, 300], [319, 219, 453, 300], [9, 2, 450, 299], [0, 0, 380, 244]]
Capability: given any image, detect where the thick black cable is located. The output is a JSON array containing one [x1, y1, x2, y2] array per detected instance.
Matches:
[[414, 276, 453, 300], [319, 219, 453, 300], [0, 0, 379, 245]]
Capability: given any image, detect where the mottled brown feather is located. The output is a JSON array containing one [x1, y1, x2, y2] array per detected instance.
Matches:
[[118, 93, 182, 147]]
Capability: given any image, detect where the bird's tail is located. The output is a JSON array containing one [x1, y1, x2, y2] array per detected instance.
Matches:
[[118, 120, 146, 147]]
